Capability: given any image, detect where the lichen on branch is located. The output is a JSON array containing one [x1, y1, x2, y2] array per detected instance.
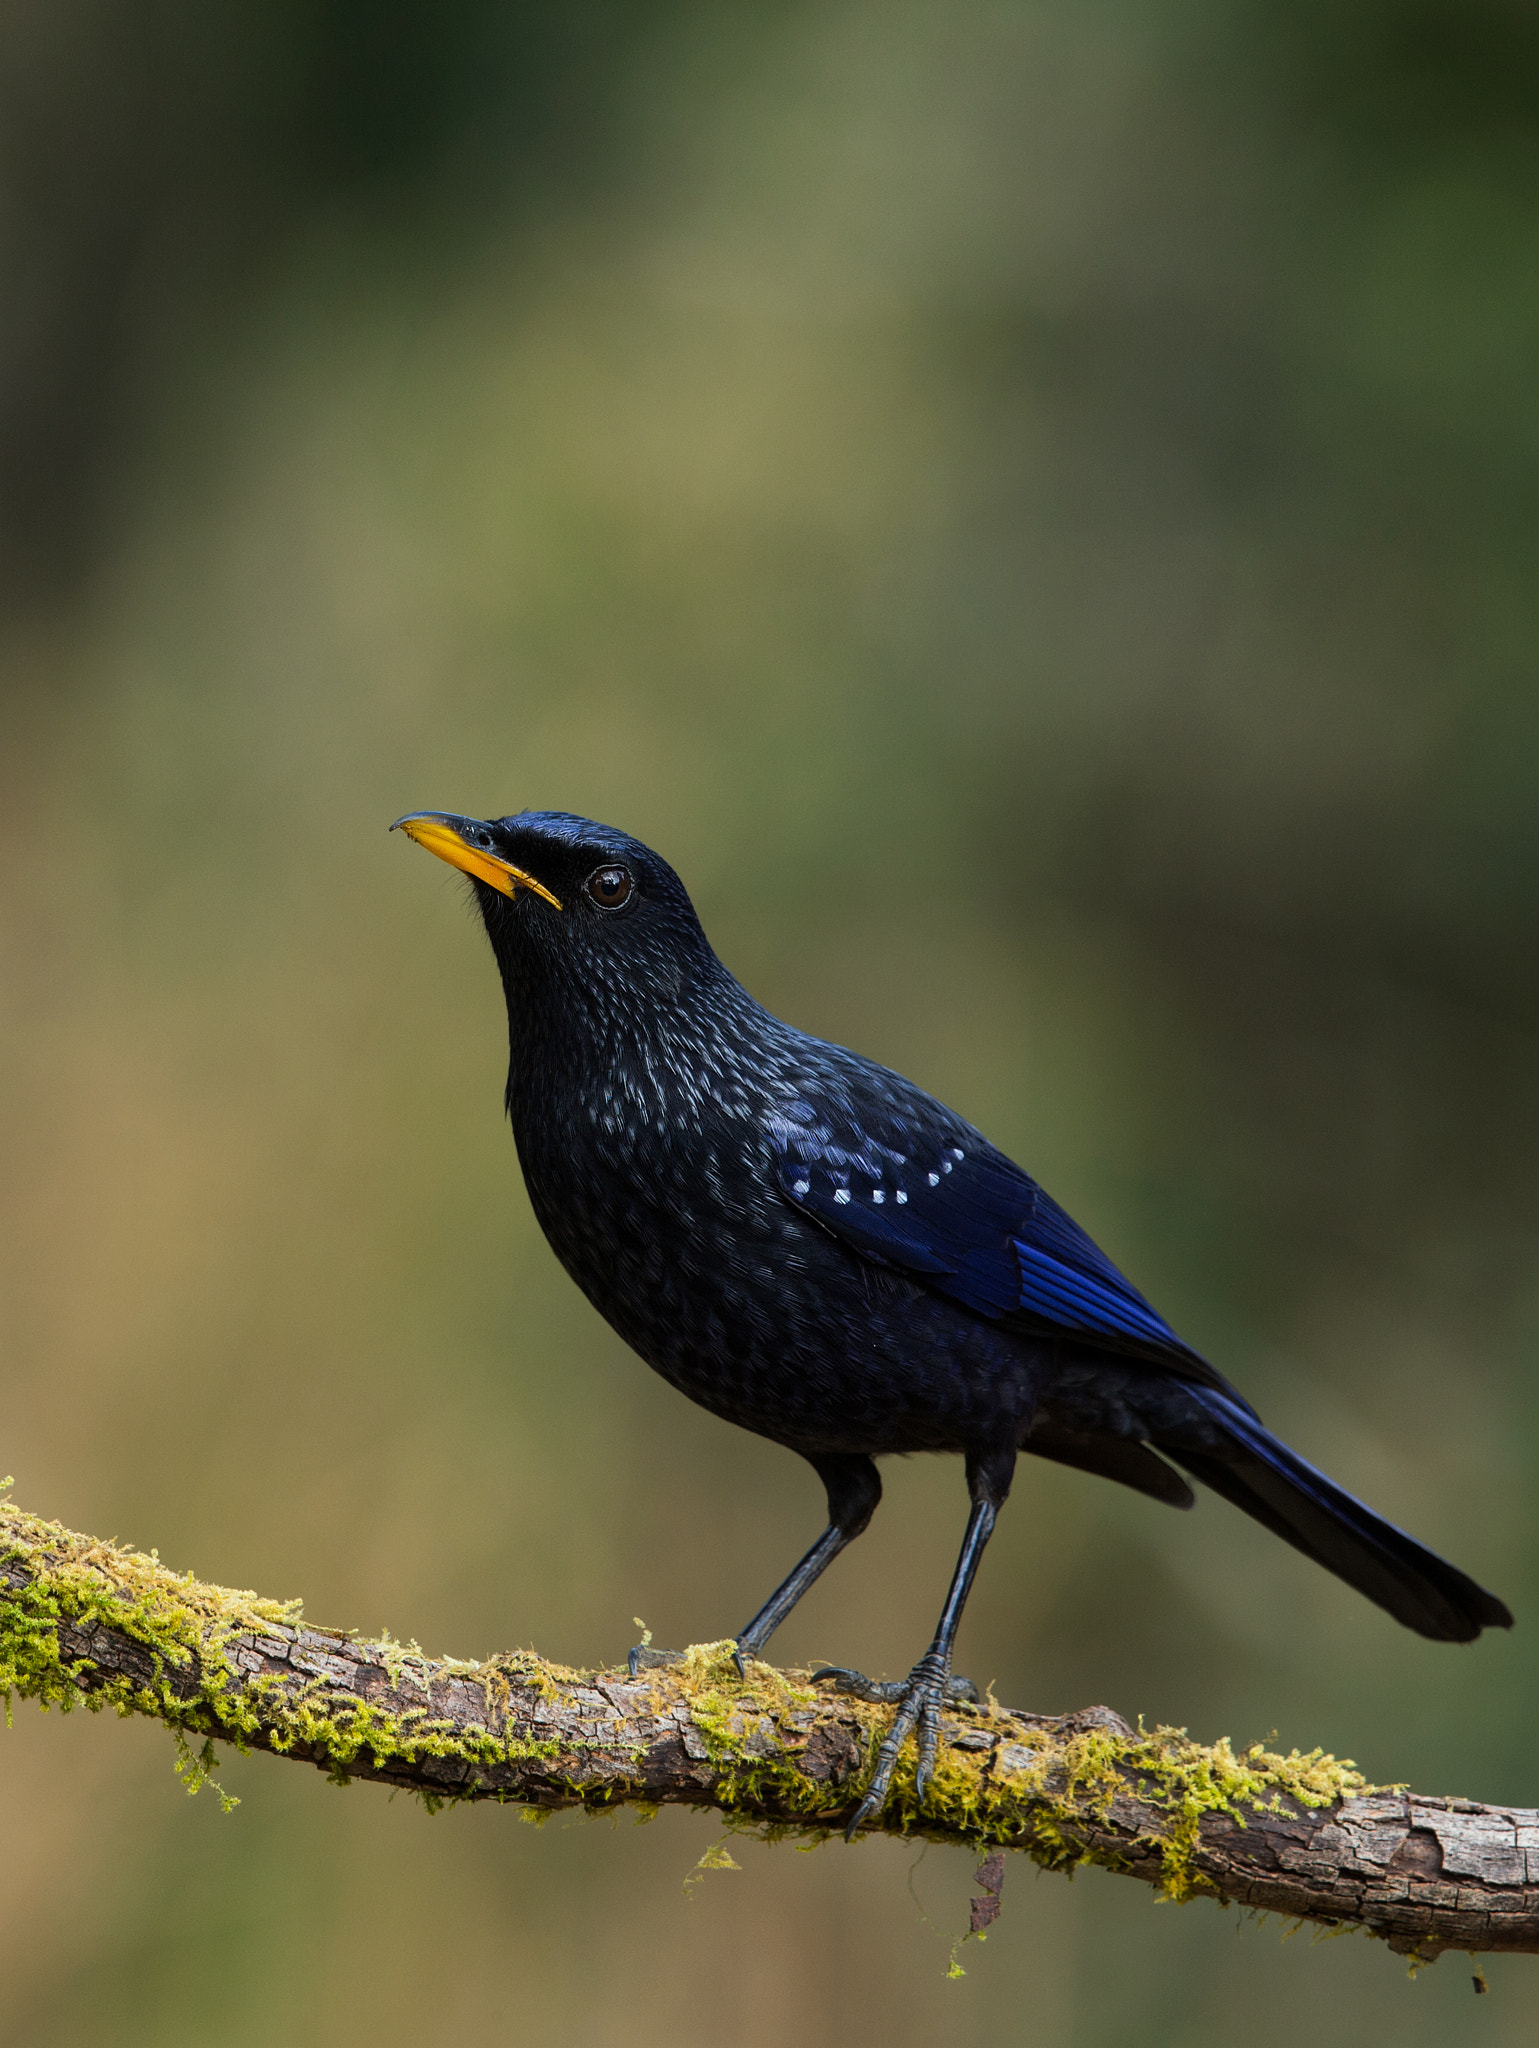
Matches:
[[0, 1489, 1531, 1962]]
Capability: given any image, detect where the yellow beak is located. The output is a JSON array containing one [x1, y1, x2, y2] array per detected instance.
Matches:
[[391, 813, 563, 910]]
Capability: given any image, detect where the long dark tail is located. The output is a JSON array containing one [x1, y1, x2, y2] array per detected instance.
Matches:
[[1154, 1387, 1512, 1643]]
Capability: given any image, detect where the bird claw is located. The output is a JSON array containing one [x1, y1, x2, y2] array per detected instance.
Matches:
[[730, 1638, 770, 1681], [811, 1664, 907, 1704], [814, 1653, 972, 1836], [627, 1644, 683, 1677], [812, 1663, 977, 1707]]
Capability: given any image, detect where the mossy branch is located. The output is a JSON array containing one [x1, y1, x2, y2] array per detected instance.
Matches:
[[0, 1492, 1531, 1962]]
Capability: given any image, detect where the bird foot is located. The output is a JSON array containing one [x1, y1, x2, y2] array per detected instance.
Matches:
[[627, 1644, 684, 1677], [812, 1654, 977, 1837], [812, 1663, 978, 1707], [730, 1638, 767, 1681]]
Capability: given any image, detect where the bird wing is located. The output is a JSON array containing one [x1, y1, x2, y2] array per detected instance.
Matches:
[[765, 1089, 1233, 1388]]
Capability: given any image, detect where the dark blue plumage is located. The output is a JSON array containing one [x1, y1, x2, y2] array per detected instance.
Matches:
[[768, 1092, 1227, 1371], [394, 806, 1512, 1830]]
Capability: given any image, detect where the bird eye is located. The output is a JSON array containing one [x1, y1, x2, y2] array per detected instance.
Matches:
[[586, 864, 635, 909], [474, 830, 493, 848]]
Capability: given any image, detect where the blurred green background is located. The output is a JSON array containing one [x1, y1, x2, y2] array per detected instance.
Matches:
[[2, 0, 1538, 2038]]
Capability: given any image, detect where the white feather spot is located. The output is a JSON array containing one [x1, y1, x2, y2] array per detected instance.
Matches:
[[942, 1160, 953, 1174], [896, 1190, 908, 1204], [928, 1171, 940, 1185], [792, 1180, 810, 1196], [952, 1147, 965, 1159], [872, 1189, 885, 1203], [833, 1188, 851, 1205]]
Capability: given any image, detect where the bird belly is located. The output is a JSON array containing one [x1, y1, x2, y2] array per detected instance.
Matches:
[[521, 1150, 1041, 1458]]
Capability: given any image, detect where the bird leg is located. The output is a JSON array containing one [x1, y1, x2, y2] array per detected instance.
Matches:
[[728, 1450, 883, 1676], [815, 1494, 1000, 1838], [732, 1522, 856, 1676], [628, 1451, 882, 1680], [628, 1525, 859, 1676]]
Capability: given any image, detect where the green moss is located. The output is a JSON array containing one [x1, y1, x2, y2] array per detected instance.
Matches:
[[0, 1489, 1371, 1915], [999, 1721, 1371, 1901], [623, 1646, 1370, 1904], [0, 1494, 570, 1801]]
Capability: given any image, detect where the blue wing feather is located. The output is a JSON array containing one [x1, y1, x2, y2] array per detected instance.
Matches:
[[766, 1091, 1205, 1368]]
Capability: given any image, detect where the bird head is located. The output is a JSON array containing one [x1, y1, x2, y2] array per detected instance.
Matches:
[[391, 808, 718, 1010]]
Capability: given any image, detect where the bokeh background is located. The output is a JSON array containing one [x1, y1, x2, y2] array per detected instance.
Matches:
[[2, 0, 1538, 2039]]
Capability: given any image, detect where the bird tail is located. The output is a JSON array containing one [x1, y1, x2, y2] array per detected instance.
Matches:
[[1154, 1387, 1512, 1643]]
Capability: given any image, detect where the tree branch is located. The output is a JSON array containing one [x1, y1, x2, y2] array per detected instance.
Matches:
[[0, 1493, 1529, 1962]]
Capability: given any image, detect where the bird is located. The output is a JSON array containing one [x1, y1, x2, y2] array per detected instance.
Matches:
[[392, 806, 1512, 1833]]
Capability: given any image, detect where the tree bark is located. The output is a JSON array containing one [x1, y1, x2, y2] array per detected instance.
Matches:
[[0, 1494, 1529, 1962]]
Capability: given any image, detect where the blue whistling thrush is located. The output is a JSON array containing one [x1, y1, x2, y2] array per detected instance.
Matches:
[[393, 808, 1512, 1834]]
